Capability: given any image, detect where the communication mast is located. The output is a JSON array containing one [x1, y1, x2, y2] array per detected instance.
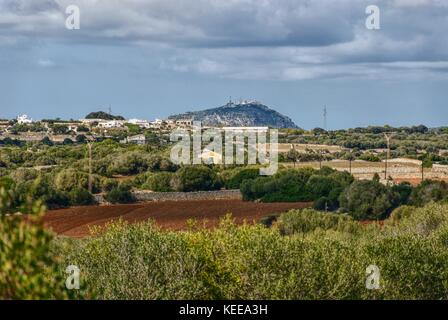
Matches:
[[323, 105, 327, 130]]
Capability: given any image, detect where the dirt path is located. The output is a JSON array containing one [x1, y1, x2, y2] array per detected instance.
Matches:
[[44, 200, 312, 238]]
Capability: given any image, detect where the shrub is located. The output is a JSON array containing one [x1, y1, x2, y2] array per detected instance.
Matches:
[[63, 138, 74, 145], [409, 180, 448, 207], [386, 205, 415, 226], [171, 166, 221, 192], [277, 209, 360, 235], [241, 169, 314, 202], [241, 168, 350, 205], [0, 185, 71, 299], [69, 187, 96, 206], [54, 203, 448, 300], [391, 182, 413, 205], [108, 152, 150, 175], [54, 168, 99, 193], [143, 172, 174, 192], [100, 178, 119, 193], [147, 156, 177, 172], [105, 184, 135, 204], [339, 180, 400, 220], [224, 168, 260, 189]]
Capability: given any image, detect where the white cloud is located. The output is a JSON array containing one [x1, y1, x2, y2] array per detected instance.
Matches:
[[37, 59, 56, 67]]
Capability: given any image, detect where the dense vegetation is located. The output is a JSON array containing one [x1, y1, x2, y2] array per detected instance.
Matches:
[[280, 125, 448, 164], [85, 111, 125, 120], [241, 167, 448, 221], [45, 202, 448, 299], [0, 186, 72, 299], [2, 177, 448, 299]]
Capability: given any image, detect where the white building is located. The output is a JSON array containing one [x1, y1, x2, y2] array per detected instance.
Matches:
[[175, 119, 193, 127], [128, 119, 150, 129], [17, 114, 33, 124], [97, 120, 125, 129], [120, 134, 147, 145]]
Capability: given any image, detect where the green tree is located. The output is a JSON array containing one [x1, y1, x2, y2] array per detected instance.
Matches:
[[171, 166, 221, 192], [105, 184, 135, 204], [339, 180, 399, 220]]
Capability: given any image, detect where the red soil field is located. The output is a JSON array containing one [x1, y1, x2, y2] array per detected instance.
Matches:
[[393, 177, 448, 186], [43, 200, 312, 238]]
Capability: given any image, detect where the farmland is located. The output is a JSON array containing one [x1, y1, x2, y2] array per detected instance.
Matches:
[[43, 199, 311, 237], [2, 124, 448, 300]]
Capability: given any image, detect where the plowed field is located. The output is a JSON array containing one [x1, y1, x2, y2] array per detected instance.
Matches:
[[44, 200, 311, 238]]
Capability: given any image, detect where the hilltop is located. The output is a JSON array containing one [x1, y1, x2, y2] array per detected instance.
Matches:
[[85, 111, 125, 121], [168, 100, 299, 128]]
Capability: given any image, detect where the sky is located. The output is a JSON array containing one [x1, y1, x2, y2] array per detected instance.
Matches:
[[0, 0, 447, 129]]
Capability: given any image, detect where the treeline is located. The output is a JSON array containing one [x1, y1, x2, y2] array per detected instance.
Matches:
[[282, 125, 448, 156], [241, 167, 448, 220]]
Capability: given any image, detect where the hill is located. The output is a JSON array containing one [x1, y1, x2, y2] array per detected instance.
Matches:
[[85, 111, 125, 121], [168, 100, 299, 128]]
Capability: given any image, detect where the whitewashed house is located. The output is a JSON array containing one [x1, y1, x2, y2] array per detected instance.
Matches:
[[17, 114, 33, 124]]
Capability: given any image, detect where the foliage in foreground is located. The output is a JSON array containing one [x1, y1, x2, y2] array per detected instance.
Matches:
[[0, 187, 70, 299], [54, 203, 448, 300]]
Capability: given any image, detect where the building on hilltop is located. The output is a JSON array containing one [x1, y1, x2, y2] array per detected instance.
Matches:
[[17, 114, 33, 124]]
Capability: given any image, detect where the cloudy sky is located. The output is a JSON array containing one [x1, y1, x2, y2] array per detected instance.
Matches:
[[1, 0, 447, 129]]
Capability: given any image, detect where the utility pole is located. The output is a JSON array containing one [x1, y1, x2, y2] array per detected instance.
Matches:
[[87, 141, 93, 194], [318, 150, 323, 169], [323, 105, 327, 131], [347, 151, 354, 174], [384, 132, 395, 180], [421, 160, 424, 182]]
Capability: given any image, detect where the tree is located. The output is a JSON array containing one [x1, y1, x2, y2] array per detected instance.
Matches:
[[69, 187, 96, 206], [286, 148, 300, 168], [105, 184, 135, 204], [409, 180, 448, 207], [339, 180, 400, 220], [51, 124, 69, 135], [77, 125, 90, 132], [40, 136, 53, 146], [76, 134, 87, 144], [143, 172, 174, 192], [171, 166, 221, 192], [63, 138, 74, 145]]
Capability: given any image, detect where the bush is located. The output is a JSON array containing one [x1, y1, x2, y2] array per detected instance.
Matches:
[[277, 209, 360, 235], [108, 152, 150, 175], [241, 168, 350, 205], [105, 184, 135, 204], [54, 168, 99, 193], [171, 166, 221, 192], [63, 138, 74, 145], [56, 203, 448, 299], [0, 185, 71, 299], [409, 180, 448, 207], [100, 178, 119, 193], [339, 180, 400, 220], [386, 205, 415, 225], [391, 182, 413, 205], [224, 168, 260, 190], [142, 172, 174, 192], [69, 187, 96, 206], [241, 169, 313, 202]]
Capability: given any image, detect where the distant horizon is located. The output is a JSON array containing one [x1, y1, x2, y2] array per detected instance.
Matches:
[[3, 101, 446, 131]]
